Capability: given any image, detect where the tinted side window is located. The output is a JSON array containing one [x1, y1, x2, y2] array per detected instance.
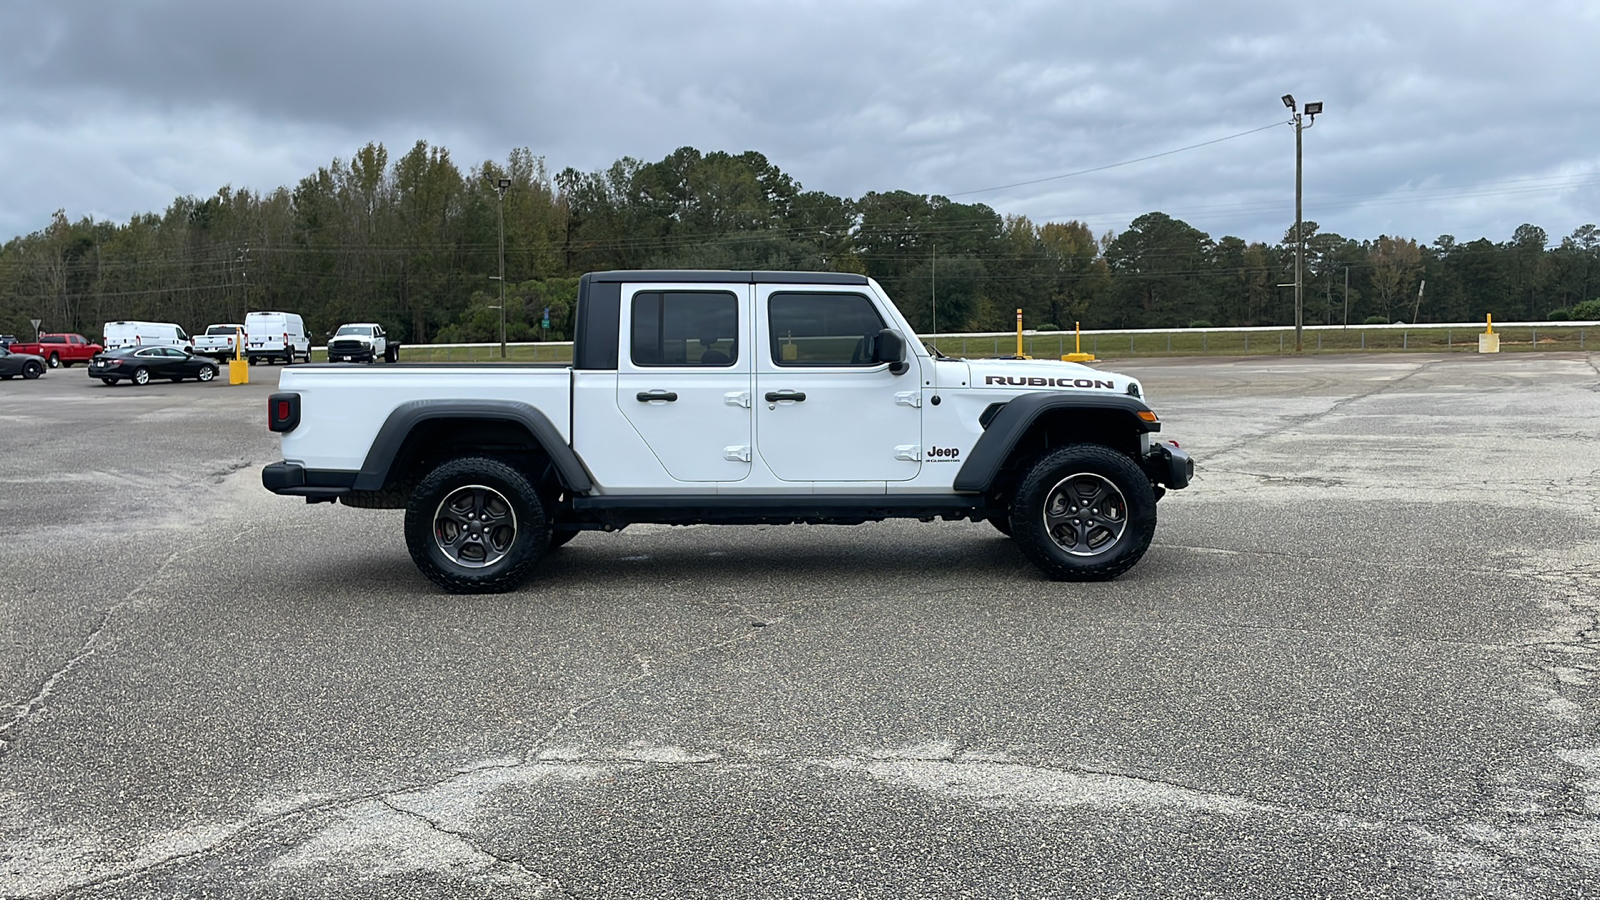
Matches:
[[43, 335, 65, 344], [768, 293, 886, 366], [631, 291, 739, 367]]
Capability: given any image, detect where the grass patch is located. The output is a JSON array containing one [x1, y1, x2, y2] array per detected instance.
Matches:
[[928, 326, 1596, 359], [316, 326, 1593, 365]]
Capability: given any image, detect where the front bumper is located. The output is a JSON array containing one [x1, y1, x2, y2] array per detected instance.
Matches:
[[1142, 442, 1194, 490]]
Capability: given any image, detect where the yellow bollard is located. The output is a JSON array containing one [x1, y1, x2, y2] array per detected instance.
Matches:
[[1015, 309, 1033, 359], [1478, 313, 1500, 354], [229, 325, 250, 383], [1063, 320, 1096, 362]]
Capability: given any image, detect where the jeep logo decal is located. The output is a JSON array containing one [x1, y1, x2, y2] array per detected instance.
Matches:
[[984, 375, 1116, 389], [927, 446, 960, 459]]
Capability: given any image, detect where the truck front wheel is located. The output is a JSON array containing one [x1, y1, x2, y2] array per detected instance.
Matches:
[[1008, 444, 1157, 581], [405, 456, 550, 593]]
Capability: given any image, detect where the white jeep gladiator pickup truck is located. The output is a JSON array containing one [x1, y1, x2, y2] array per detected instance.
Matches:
[[263, 270, 1192, 593]]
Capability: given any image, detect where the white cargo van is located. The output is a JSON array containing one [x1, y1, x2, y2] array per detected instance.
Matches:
[[102, 321, 192, 352], [244, 312, 310, 365]]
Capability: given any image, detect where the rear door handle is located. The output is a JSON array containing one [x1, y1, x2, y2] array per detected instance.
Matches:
[[636, 390, 679, 402], [764, 391, 806, 402]]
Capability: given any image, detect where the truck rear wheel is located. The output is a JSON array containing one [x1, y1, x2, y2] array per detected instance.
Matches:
[[405, 456, 550, 593], [1008, 444, 1156, 581]]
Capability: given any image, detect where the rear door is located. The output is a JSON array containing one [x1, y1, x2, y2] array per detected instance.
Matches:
[[616, 283, 752, 483], [754, 287, 922, 482]]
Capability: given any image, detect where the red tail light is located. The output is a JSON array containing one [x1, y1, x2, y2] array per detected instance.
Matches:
[[268, 393, 300, 433]]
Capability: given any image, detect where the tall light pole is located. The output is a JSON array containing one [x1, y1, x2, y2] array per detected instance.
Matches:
[[1282, 94, 1322, 352], [492, 177, 511, 358]]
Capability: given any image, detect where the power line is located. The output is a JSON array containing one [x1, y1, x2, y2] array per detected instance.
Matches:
[[946, 121, 1288, 197]]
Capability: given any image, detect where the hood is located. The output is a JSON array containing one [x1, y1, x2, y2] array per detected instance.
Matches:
[[965, 356, 1145, 401]]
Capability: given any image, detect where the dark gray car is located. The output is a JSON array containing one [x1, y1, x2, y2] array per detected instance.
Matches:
[[0, 347, 46, 380]]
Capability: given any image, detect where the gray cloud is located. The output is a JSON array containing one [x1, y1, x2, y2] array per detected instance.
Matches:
[[1, 0, 1596, 246]]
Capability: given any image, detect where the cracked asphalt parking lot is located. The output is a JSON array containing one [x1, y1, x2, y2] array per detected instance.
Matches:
[[2, 352, 1598, 899]]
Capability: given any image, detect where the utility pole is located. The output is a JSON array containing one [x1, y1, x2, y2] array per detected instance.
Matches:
[[1282, 94, 1322, 351], [1344, 266, 1350, 328], [236, 244, 250, 321], [931, 243, 938, 334], [492, 178, 511, 358]]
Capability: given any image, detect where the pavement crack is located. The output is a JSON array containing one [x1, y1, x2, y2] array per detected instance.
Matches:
[[1204, 359, 1443, 463], [0, 547, 185, 762], [377, 797, 574, 896]]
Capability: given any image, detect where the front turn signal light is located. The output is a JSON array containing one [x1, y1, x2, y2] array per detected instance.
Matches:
[[1137, 410, 1159, 423]]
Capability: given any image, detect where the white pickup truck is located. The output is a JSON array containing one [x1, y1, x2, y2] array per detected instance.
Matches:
[[264, 270, 1192, 593], [327, 323, 399, 363], [193, 324, 244, 360]]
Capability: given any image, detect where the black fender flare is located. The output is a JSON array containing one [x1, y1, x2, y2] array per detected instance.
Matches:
[[352, 400, 593, 493], [952, 392, 1159, 494]]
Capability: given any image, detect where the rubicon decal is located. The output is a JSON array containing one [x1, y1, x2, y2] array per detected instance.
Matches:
[[985, 375, 1117, 389]]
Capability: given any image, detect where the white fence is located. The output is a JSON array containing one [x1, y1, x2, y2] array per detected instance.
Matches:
[[369, 319, 1598, 359]]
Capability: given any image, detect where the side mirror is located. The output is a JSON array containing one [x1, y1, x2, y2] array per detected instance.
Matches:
[[873, 329, 909, 375]]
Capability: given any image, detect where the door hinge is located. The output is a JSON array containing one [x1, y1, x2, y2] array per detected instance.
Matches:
[[895, 391, 922, 408], [894, 444, 922, 461], [724, 445, 752, 462], [724, 391, 751, 408]]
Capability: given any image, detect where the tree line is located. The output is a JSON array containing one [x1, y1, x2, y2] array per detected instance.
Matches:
[[2, 140, 1597, 344]]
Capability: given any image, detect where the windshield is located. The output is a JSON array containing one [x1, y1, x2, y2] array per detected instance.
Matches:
[[335, 325, 372, 336]]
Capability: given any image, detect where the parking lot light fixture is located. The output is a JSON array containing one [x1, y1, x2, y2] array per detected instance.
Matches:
[[1285, 94, 1324, 352], [492, 177, 512, 358]]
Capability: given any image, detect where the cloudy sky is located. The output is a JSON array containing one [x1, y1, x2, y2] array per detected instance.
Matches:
[[2, 0, 1597, 248]]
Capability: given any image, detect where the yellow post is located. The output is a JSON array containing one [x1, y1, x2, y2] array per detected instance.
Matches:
[[1478, 313, 1500, 354], [1016, 309, 1024, 358], [1062, 320, 1096, 362], [228, 325, 250, 384]]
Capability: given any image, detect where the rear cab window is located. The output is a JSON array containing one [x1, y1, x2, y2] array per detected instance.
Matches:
[[630, 291, 740, 368]]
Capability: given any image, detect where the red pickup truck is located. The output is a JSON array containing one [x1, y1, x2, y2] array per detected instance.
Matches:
[[9, 333, 103, 368]]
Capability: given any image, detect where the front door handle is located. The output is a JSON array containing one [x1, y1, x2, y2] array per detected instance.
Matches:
[[764, 391, 807, 403], [636, 390, 679, 402]]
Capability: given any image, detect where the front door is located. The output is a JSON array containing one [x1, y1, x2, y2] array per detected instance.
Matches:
[[754, 287, 922, 482], [616, 285, 753, 483]]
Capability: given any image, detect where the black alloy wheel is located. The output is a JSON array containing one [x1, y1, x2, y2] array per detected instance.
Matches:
[[405, 455, 549, 593], [1008, 443, 1157, 581], [22, 361, 43, 380]]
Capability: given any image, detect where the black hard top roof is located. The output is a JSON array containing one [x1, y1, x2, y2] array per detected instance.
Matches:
[[585, 270, 869, 285]]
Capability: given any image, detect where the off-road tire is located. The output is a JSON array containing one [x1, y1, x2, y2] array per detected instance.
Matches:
[[1009, 443, 1156, 581], [405, 455, 549, 594]]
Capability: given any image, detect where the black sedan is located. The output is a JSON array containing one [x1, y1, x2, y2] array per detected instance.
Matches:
[[0, 347, 47, 380], [89, 346, 219, 385]]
